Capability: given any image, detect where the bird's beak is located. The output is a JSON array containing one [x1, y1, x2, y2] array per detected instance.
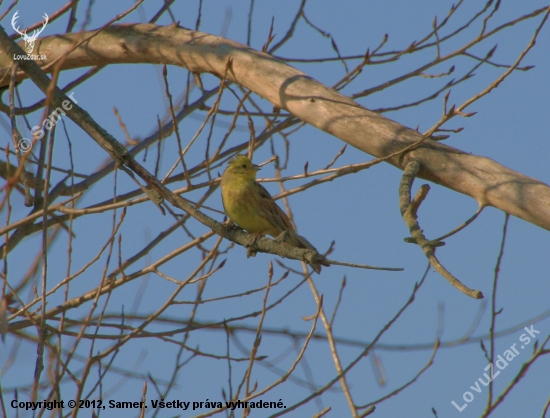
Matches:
[[254, 164, 261, 171]]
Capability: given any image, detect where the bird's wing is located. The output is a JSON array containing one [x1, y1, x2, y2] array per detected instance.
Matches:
[[256, 182, 326, 273], [256, 182, 320, 250], [255, 182, 296, 234]]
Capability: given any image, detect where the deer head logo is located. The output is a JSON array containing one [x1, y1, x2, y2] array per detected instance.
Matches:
[[11, 11, 49, 54]]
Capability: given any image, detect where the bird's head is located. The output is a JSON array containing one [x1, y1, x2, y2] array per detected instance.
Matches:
[[224, 155, 260, 181]]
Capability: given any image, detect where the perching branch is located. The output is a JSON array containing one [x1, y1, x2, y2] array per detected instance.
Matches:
[[0, 27, 330, 318]]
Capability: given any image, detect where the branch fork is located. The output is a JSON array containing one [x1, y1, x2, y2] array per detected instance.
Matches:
[[399, 160, 483, 299]]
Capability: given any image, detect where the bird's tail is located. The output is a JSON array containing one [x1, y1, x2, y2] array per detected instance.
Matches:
[[286, 232, 329, 274]]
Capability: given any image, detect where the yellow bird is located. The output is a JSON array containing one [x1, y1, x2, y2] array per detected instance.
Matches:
[[221, 155, 327, 273]]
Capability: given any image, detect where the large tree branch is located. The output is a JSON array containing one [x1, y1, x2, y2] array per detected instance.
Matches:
[[1, 23, 549, 230]]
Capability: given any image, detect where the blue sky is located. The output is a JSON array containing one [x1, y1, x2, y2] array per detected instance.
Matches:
[[1, 1, 549, 417]]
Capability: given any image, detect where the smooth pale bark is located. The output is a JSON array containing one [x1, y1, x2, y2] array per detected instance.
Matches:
[[1, 23, 549, 230]]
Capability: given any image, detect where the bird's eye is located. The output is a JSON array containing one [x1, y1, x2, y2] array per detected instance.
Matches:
[[241, 164, 246, 168]]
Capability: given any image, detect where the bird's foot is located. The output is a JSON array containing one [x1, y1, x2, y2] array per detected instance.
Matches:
[[246, 233, 262, 258], [274, 230, 288, 243], [222, 219, 238, 229]]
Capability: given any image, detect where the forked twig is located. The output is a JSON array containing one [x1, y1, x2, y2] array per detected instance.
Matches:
[[399, 160, 483, 299]]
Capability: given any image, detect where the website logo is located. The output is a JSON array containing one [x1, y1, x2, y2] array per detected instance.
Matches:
[[11, 11, 49, 54]]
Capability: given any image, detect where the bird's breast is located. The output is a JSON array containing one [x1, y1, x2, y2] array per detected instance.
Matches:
[[221, 180, 274, 234]]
